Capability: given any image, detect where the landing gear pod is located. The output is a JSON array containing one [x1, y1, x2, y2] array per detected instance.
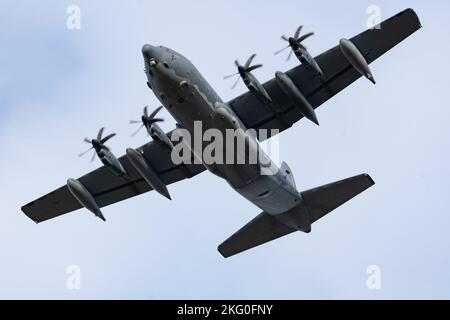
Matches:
[[275, 71, 319, 126], [339, 38, 376, 84], [214, 104, 241, 130], [126, 148, 172, 200], [66, 178, 105, 221]]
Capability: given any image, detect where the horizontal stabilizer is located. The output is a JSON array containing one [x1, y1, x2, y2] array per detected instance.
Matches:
[[301, 173, 375, 223], [218, 174, 374, 258], [218, 212, 296, 258]]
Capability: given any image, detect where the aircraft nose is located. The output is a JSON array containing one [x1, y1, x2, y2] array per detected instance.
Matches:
[[142, 44, 156, 60]]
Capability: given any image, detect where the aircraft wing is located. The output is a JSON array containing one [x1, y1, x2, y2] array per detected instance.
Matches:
[[21, 133, 205, 223], [228, 8, 421, 139]]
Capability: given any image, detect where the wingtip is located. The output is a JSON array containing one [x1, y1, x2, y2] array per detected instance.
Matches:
[[21, 204, 36, 222], [217, 245, 230, 258], [363, 173, 376, 186], [404, 8, 422, 28]]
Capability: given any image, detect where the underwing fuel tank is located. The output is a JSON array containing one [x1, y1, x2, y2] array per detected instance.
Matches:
[[66, 178, 105, 221], [275, 71, 319, 126], [339, 38, 376, 84], [126, 148, 172, 200]]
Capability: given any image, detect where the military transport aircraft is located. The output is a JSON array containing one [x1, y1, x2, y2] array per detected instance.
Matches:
[[22, 9, 421, 258]]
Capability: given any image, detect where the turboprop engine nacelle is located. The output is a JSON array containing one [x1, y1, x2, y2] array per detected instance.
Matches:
[[97, 149, 126, 176], [339, 38, 376, 84], [149, 124, 174, 149]]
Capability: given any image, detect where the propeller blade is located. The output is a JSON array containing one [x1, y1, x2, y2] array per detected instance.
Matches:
[[281, 35, 289, 42], [246, 64, 263, 73], [130, 120, 141, 124], [287, 49, 293, 61], [224, 72, 239, 80], [84, 138, 91, 144], [274, 45, 290, 55], [97, 127, 105, 141], [148, 118, 164, 124], [294, 25, 303, 39], [90, 150, 97, 163], [100, 133, 116, 144], [297, 32, 314, 43], [131, 124, 145, 137], [149, 106, 163, 119], [231, 76, 241, 90], [78, 147, 93, 157], [234, 60, 240, 68], [143, 105, 149, 117], [244, 54, 257, 69]]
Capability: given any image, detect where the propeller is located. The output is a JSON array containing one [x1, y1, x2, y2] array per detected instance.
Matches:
[[130, 105, 165, 137], [275, 25, 315, 61], [224, 54, 263, 89], [78, 127, 116, 162]]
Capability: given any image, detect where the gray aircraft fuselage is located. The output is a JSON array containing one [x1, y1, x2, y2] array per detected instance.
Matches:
[[142, 44, 309, 222]]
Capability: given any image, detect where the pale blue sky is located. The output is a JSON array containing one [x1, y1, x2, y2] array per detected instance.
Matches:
[[0, 0, 449, 299]]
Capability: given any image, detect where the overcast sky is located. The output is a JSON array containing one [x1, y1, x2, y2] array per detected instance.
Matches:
[[0, 0, 449, 299]]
